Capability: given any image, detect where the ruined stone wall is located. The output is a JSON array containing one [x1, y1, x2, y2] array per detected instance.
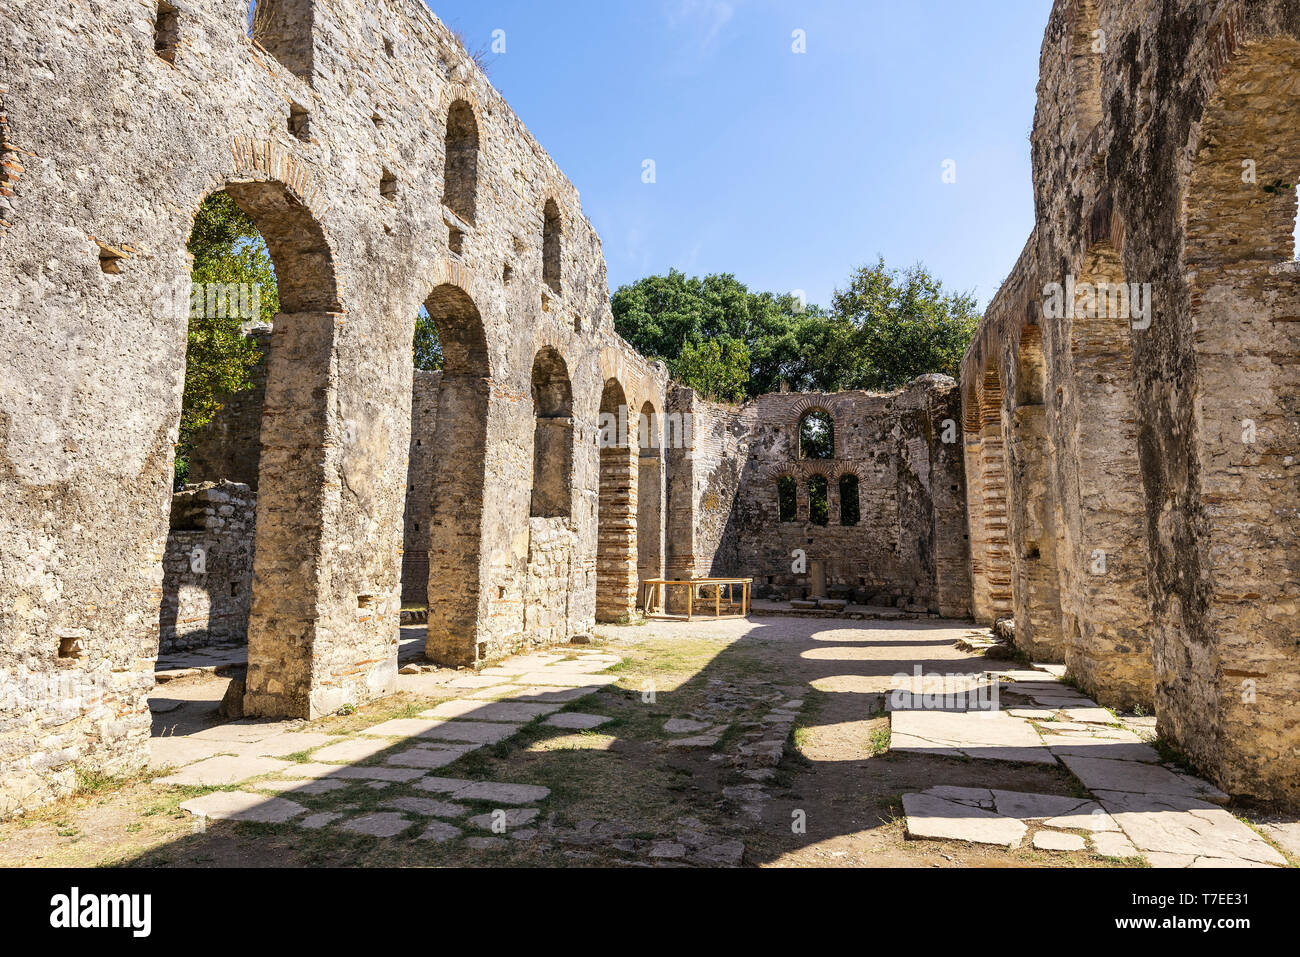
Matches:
[[160, 482, 256, 653], [0, 0, 666, 818], [964, 0, 1300, 798], [401, 370, 440, 606], [684, 378, 969, 615]]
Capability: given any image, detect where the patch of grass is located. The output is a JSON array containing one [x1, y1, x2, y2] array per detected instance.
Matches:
[[869, 725, 891, 756]]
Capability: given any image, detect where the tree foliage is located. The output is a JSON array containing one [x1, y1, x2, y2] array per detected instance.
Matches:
[[611, 261, 979, 402], [413, 305, 445, 373], [177, 192, 279, 486]]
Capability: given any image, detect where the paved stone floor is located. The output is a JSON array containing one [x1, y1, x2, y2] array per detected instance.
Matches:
[[4, 616, 1297, 868]]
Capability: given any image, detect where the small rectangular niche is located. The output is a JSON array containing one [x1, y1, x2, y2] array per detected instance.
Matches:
[[154, 2, 180, 64], [289, 102, 311, 141], [448, 225, 465, 255], [357, 594, 376, 610], [380, 168, 398, 202]]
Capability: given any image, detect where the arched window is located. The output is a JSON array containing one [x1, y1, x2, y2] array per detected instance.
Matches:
[[808, 475, 829, 526], [542, 199, 562, 293], [798, 409, 834, 460], [443, 100, 480, 224], [777, 476, 797, 523], [839, 474, 860, 526], [529, 348, 573, 519]]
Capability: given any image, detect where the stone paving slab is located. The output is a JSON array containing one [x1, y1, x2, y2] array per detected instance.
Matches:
[[444, 675, 513, 690], [359, 718, 445, 738], [148, 737, 228, 769], [990, 790, 1093, 821], [454, 782, 551, 804], [1044, 740, 1161, 763], [1059, 755, 1227, 803], [467, 807, 539, 830], [386, 747, 472, 769], [510, 673, 620, 688], [157, 754, 293, 787], [1034, 831, 1086, 851], [543, 712, 613, 729], [278, 763, 425, 783], [902, 792, 1027, 847], [891, 710, 1057, 764], [312, 737, 401, 764], [338, 812, 415, 838], [422, 700, 559, 722], [414, 720, 522, 745], [383, 797, 467, 818], [1094, 790, 1286, 867], [248, 732, 336, 758], [251, 778, 350, 795], [1091, 831, 1139, 858], [188, 721, 299, 743], [471, 685, 598, 703], [418, 821, 463, 843], [300, 812, 344, 830], [180, 791, 305, 824]]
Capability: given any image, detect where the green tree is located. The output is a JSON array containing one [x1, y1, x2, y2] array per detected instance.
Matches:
[[413, 305, 444, 372], [829, 258, 979, 391], [177, 192, 279, 486], [671, 338, 751, 404]]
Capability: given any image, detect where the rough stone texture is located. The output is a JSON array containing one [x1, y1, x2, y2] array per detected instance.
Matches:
[[159, 482, 256, 653], [960, 0, 1300, 799], [673, 379, 970, 617], [0, 0, 672, 818]]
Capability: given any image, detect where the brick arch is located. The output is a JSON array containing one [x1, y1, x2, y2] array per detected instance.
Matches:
[[1174, 32, 1300, 794], [597, 376, 638, 622]]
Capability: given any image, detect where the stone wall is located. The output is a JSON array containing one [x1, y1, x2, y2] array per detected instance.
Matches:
[[962, 0, 1300, 799], [0, 0, 666, 818], [401, 370, 441, 606], [681, 378, 970, 616], [160, 482, 257, 653]]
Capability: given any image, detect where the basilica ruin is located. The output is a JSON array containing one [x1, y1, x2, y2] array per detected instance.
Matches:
[[1, 0, 1298, 823]]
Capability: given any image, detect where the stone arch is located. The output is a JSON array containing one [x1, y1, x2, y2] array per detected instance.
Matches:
[[420, 283, 492, 666], [1056, 238, 1153, 709], [797, 407, 835, 460], [442, 99, 479, 224], [1175, 35, 1300, 793], [529, 346, 573, 519], [1008, 320, 1065, 660], [637, 399, 664, 589], [596, 377, 637, 622], [178, 178, 342, 718]]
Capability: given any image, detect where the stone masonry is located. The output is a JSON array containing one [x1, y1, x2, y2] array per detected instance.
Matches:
[[963, 0, 1300, 800]]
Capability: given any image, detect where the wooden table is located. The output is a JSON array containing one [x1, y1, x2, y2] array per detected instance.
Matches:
[[639, 578, 752, 620]]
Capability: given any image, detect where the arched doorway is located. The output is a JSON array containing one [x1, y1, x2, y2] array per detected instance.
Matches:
[[418, 284, 491, 667], [176, 180, 342, 719]]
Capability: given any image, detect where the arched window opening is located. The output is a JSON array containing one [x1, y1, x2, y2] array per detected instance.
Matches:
[[798, 409, 835, 460], [530, 348, 573, 519], [597, 378, 637, 622], [777, 476, 797, 523], [808, 475, 829, 527], [543, 198, 562, 294], [839, 474, 860, 526], [443, 100, 480, 224]]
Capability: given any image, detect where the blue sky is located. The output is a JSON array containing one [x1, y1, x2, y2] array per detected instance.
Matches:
[[426, 0, 1051, 311]]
